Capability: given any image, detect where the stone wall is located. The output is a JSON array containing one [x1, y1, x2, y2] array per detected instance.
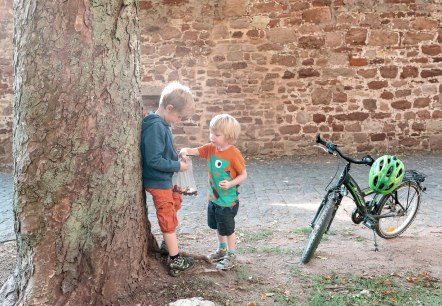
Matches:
[[0, 0, 13, 170], [1, 0, 442, 169], [139, 0, 442, 156]]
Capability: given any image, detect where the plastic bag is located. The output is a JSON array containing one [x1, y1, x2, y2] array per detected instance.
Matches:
[[172, 157, 198, 196]]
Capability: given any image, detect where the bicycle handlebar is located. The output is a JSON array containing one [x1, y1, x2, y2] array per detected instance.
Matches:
[[315, 133, 374, 166]]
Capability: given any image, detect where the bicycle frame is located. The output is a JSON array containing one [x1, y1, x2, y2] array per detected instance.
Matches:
[[310, 161, 380, 231]]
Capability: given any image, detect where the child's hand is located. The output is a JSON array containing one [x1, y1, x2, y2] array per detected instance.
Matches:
[[179, 148, 188, 158], [179, 160, 189, 172], [219, 179, 231, 190]]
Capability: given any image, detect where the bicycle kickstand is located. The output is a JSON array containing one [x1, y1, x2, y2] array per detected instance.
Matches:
[[372, 230, 379, 252]]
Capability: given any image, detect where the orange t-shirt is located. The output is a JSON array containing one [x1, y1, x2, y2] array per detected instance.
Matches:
[[197, 144, 246, 207]]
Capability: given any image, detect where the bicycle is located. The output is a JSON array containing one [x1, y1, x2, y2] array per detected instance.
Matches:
[[301, 133, 426, 264]]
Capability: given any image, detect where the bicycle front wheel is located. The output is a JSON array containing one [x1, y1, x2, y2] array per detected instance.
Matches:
[[375, 181, 421, 239], [301, 192, 337, 264]]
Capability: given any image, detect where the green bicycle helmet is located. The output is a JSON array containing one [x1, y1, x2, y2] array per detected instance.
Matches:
[[369, 155, 405, 195]]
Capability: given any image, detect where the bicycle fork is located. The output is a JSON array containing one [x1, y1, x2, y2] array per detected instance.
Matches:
[[309, 190, 342, 234]]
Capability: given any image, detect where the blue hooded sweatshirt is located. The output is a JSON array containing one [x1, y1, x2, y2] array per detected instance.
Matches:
[[140, 112, 180, 189]]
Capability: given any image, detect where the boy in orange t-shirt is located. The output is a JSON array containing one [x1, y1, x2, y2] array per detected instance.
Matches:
[[180, 114, 247, 270]]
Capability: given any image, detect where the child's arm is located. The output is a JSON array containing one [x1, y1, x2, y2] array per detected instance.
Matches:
[[219, 169, 248, 190], [179, 147, 200, 157]]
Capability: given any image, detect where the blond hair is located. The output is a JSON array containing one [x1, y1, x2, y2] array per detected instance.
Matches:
[[159, 81, 194, 113], [210, 114, 241, 142]]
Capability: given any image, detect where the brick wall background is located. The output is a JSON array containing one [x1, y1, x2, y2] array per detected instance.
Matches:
[[0, 0, 13, 170], [1, 0, 442, 169]]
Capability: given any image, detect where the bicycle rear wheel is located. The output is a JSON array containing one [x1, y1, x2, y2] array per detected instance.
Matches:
[[375, 181, 421, 239], [301, 192, 337, 264]]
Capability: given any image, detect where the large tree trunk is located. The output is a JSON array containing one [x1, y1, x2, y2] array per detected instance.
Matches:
[[3, 0, 155, 304]]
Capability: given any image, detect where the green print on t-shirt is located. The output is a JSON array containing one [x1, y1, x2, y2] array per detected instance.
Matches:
[[207, 155, 237, 206]]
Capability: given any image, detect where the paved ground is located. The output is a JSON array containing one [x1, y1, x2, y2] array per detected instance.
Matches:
[[1, 153, 441, 243]]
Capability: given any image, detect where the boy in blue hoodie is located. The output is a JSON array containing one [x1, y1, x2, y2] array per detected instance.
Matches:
[[141, 82, 195, 276]]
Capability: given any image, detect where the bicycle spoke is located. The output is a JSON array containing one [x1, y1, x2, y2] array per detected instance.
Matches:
[[375, 181, 421, 239]]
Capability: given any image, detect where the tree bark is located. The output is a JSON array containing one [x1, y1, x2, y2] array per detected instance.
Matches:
[[3, 0, 155, 304]]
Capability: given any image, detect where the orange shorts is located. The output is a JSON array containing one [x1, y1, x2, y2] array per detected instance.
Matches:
[[146, 188, 182, 233]]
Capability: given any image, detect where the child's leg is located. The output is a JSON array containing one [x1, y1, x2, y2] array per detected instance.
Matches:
[[207, 202, 227, 261], [226, 232, 236, 253], [146, 188, 180, 255], [163, 232, 179, 256]]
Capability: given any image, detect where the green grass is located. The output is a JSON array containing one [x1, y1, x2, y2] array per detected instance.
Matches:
[[307, 272, 441, 306], [292, 227, 337, 240], [239, 229, 274, 242], [237, 245, 290, 255], [260, 246, 291, 254], [353, 236, 366, 242], [292, 226, 312, 235], [264, 288, 300, 305]]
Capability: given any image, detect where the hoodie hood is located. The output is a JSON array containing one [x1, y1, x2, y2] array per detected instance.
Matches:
[[142, 112, 169, 132]]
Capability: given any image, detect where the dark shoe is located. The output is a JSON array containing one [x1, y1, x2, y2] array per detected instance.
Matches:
[[169, 255, 194, 276], [159, 241, 169, 256]]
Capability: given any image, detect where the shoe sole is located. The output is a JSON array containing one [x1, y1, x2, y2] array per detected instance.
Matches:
[[216, 264, 236, 270], [208, 257, 225, 263]]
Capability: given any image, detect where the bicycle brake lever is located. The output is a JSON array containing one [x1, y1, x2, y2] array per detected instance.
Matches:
[[314, 144, 328, 153], [314, 145, 337, 156]]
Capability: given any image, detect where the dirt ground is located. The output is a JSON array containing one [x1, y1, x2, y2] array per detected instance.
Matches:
[[1, 198, 441, 305]]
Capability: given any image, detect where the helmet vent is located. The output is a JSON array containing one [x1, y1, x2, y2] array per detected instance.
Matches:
[[369, 154, 405, 195]]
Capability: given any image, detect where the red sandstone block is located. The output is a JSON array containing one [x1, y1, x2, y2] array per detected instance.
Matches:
[[345, 28, 367, 45], [333, 92, 347, 103], [303, 125, 319, 133], [282, 71, 296, 79], [413, 98, 431, 108], [371, 133, 386, 142], [381, 91, 394, 100], [298, 68, 320, 78], [395, 89, 411, 98], [402, 32, 434, 45], [367, 80, 388, 90], [298, 36, 325, 49], [270, 54, 297, 66], [380, 66, 398, 78], [349, 58, 368, 66], [311, 88, 332, 105], [313, 114, 326, 123], [313, 0, 332, 6], [224, 0, 247, 17], [416, 110, 431, 119], [357, 68, 377, 78], [421, 69, 442, 78], [412, 17, 438, 31], [139, 1, 153, 10], [400, 66, 419, 78], [363, 99, 377, 111], [251, 2, 284, 14], [279, 125, 301, 134], [422, 44, 442, 56], [163, 0, 186, 5], [368, 30, 399, 46], [412, 122, 425, 132], [391, 100, 412, 110], [335, 112, 369, 121], [303, 7, 331, 24], [432, 110, 442, 119]]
